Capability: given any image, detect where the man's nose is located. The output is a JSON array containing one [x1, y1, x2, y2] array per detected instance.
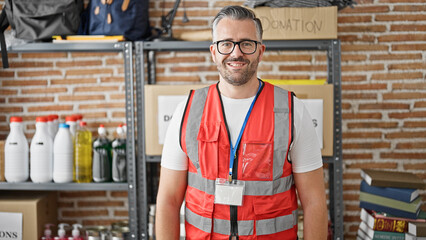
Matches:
[[230, 44, 244, 57]]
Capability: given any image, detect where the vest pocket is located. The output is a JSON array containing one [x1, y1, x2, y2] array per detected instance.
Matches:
[[240, 142, 273, 180], [197, 122, 221, 178]]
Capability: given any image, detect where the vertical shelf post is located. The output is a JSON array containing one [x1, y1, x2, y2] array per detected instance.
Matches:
[[122, 42, 139, 239], [135, 41, 149, 239], [328, 40, 344, 240]]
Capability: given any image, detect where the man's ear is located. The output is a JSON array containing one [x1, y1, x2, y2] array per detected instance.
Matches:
[[258, 43, 266, 62], [210, 44, 217, 63]]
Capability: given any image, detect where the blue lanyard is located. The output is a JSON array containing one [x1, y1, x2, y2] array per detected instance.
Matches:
[[228, 80, 262, 181]]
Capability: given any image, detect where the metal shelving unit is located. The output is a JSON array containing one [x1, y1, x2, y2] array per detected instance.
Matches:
[[135, 39, 344, 239], [3, 42, 140, 239]]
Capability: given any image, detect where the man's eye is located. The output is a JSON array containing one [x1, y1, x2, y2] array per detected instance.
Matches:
[[241, 42, 253, 47], [221, 42, 233, 47]]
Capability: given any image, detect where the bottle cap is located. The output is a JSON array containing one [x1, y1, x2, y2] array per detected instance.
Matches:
[[59, 123, 70, 129], [73, 114, 83, 121], [47, 115, 58, 121], [79, 121, 87, 127], [36, 116, 48, 122], [10, 116, 23, 122], [65, 116, 77, 122]]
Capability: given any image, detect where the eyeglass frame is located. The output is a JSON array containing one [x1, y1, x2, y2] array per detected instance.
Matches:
[[212, 40, 262, 55]]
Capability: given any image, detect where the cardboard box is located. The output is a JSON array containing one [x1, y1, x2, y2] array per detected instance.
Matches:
[[144, 84, 209, 156], [249, 6, 337, 40], [0, 192, 57, 240], [144, 84, 333, 156], [276, 84, 334, 156]]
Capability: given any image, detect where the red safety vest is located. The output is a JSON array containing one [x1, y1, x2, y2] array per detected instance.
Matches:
[[180, 81, 298, 240]]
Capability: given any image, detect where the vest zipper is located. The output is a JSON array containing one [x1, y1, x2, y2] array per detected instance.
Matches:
[[230, 154, 239, 238], [216, 84, 239, 238]]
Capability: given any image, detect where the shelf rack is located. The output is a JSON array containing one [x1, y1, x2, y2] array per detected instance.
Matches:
[[4, 42, 140, 239], [135, 39, 344, 239]]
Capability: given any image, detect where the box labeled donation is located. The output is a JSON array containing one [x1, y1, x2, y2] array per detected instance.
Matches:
[[249, 6, 337, 40]]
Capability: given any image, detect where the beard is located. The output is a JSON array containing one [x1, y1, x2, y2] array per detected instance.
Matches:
[[217, 55, 260, 86]]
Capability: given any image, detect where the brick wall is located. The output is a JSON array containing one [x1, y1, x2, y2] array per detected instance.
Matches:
[[1, 0, 425, 238]]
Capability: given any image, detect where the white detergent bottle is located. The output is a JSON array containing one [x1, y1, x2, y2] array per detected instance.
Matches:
[[53, 123, 74, 183], [65, 115, 77, 137], [4, 116, 29, 182], [47, 114, 59, 139], [30, 116, 53, 183]]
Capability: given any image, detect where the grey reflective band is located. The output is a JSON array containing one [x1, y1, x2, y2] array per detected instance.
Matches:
[[188, 171, 294, 196], [185, 87, 209, 171], [186, 207, 297, 236], [256, 209, 298, 235], [273, 86, 290, 179], [185, 206, 212, 233], [214, 218, 254, 236]]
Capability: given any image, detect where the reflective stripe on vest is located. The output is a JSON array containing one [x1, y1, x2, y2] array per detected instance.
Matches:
[[188, 171, 294, 196], [186, 206, 298, 236]]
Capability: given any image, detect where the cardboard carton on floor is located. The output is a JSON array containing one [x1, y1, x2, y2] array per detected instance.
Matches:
[[249, 6, 338, 40], [0, 192, 57, 240]]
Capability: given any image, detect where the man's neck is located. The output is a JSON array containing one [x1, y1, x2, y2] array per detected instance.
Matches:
[[218, 78, 260, 99]]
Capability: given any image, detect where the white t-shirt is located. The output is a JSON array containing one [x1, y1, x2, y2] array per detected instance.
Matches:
[[161, 94, 323, 173]]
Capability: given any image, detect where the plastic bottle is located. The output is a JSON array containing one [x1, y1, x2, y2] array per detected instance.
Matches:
[[74, 121, 92, 183], [112, 124, 127, 182], [55, 223, 69, 240], [47, 114, 59, 139], [4, 116, 29, 183], [65, 115, 78, 137], [30, 116, 53, 183], [71, 224, 84, 240], [53, 123, 74, 183], [40, 223, 54, 240], [92, 124, 112, 182], [73, 114, 83, 129]]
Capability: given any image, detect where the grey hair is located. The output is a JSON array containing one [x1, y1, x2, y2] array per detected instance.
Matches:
[[212, 5, 263, 42]]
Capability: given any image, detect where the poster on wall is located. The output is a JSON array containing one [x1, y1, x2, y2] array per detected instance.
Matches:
[[301, 99, 324, 149], [157, 95, 187, 144], [0, 212, 22, 240]]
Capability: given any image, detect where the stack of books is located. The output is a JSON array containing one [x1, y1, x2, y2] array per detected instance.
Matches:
[[357, 169, 425, 240]]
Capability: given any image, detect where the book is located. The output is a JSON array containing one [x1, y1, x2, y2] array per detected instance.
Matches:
[[405, 233, 426, 240], [359, 221, 405, 240], [360, 201, 421, 219], [360, 180, 420, 203], [409, 222, 426, 237], [359, 192, 422, 213], [358, 228, 372, 240], [360, 208, 408, 233], [361, 169, 425, 189]]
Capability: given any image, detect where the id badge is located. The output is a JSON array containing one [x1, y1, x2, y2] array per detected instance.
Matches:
[[214, 178, 245, 206]]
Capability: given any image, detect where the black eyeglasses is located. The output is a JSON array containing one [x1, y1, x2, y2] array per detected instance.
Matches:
[[212, 40, 261, 55]]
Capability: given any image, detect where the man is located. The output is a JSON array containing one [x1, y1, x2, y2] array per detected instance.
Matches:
[[156, 5, 328, 240]]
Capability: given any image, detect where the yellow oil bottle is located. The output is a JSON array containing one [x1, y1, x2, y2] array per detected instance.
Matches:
[[74, 121, 92, 183]]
